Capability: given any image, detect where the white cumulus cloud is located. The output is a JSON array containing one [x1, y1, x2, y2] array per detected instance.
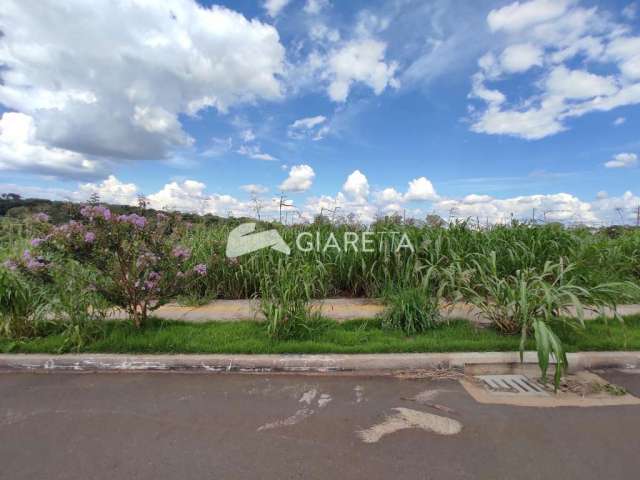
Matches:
[[342, 170, 370, 202], [0, 112, 103, 179], [263, 0, 292, 17], [435, 191, 597, 225], [546, 66, 618, 100], [487, 0, 573, 33], [500, 43, 544, 73], [147, 179, 247, 215], [77, 175, 138, 205], [375, 187, 404, 204], [236, 145, 278, 161], [279, 164, 316, 192], [288, 115, 329, 140], [290, 116, 327, 130], [327, 39, 399, 102], [605, 152, 638, 168], [241, 184, 269, 195], [470, 0, 640, 140], [404, 177, 439, 201], [0, 0, 285, 175], [305, 0, 330, 15]]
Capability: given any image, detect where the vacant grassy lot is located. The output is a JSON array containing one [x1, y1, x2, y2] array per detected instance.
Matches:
[[3, 316, 640, 355]]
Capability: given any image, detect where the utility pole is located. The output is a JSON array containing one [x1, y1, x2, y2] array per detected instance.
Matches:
[[331, 206, 340, 222], [251, 194, 262, 221], [278, 193, 293, 223], [636, 205, 640, 227]]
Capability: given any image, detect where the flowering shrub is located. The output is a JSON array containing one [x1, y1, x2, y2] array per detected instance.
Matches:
[[22, 206, 202, 327]]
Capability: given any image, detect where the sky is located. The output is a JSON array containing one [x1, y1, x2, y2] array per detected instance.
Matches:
[[0, 0, 639, 225]]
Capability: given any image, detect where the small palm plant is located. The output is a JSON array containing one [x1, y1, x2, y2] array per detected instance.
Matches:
[[461, 253, 637, 390]]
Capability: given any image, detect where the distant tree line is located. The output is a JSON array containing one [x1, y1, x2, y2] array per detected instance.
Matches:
[[0, 193, 255, 227]]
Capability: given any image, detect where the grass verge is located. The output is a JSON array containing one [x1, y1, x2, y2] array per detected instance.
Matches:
[[2, 316, 640, 354]]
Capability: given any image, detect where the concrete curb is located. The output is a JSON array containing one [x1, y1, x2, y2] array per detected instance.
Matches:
[[0, 352, 638, 374]]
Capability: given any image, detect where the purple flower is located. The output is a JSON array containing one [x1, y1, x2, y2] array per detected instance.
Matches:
[[22, 252, 47, 271], [2, 260, 17, 271], [132, 215, 146, 228], [142, 272, 161, 291], [84, 231, 96, 243], [30, 238, 43, 247], [80, 205, 111, 221], [33, 212, 50, 222], [136, 252, 158, 268], [117, 213, 146, 228], [26, 258, 46, 271], [171, 246, 191, 260], [193, 264, 207, 276], [100, 207, 112, 220]]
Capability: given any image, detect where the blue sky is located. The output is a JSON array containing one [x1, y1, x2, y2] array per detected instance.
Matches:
[[0, 0, 639, 224]]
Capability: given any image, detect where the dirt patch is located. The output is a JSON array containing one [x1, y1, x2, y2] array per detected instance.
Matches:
[[394, 367, 466, 381]]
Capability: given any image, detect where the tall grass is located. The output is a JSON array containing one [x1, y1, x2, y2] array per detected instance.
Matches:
[[179, 221, 640, 302], [0, 268, 46, 338], [6, 217, 640, 387]]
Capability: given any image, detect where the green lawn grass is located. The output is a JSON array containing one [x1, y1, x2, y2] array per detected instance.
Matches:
[[2, 316, 640, 354]]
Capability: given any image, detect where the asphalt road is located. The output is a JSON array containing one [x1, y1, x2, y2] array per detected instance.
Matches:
[[1, 370, 639, 480]]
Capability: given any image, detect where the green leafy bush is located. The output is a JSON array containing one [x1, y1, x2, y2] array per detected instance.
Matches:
[[259, 260, 321, 340], [0, 267, 46, 338], [459, 254, 639, 389], [382, 287, 440, 335]]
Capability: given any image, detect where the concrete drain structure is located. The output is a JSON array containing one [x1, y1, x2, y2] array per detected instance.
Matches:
[[462, 371, 640, 407], [475, 374, 548, 396]]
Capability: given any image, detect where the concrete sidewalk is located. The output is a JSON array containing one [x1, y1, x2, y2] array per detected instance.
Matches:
[[107, 298, 640, 323]]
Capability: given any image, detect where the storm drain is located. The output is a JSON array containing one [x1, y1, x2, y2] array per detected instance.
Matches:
[[475, 374, 549, 396]]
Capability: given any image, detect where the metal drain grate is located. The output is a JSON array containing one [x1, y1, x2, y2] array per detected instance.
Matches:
[[475, 374, 549, 396]]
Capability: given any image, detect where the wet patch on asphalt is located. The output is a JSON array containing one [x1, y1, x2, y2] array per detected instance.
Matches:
[[356, 407, 463, 443]]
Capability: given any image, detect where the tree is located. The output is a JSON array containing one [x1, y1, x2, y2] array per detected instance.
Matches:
[[425, 214, 445, 228], [24, 205, 205, 328], [87, 193, 101, 205], [1, 193, 22, 201]]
